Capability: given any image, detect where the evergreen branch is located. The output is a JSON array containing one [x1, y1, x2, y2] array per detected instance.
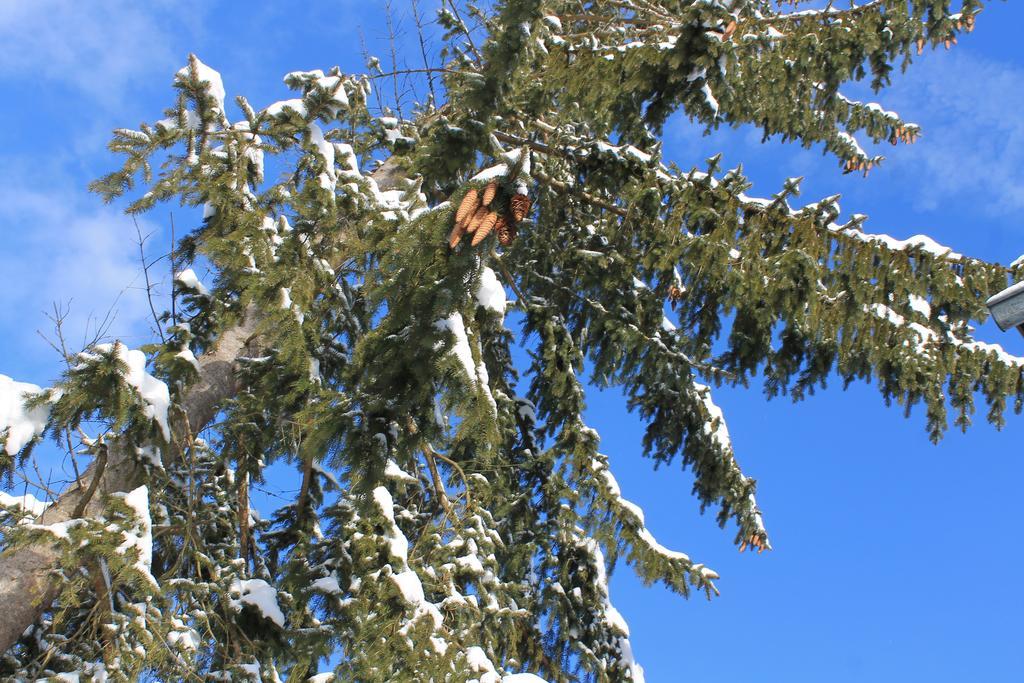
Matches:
[[747, 0, 885, 26]]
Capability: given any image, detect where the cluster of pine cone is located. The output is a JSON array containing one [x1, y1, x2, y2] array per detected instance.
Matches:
[[888, 125, 918, 146], [842, 157, 877, 175], [448, 181, 532, 249], [915, 15, 973, 55]]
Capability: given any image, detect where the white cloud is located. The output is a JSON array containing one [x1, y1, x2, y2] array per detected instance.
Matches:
[[0, 0, 204, 104], [0, 1, 212, 370], [0, 177, 163, 364], [874, 50, 1024, 215]]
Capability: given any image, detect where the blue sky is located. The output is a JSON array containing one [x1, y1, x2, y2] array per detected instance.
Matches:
[[1, 1, 1022, 680]]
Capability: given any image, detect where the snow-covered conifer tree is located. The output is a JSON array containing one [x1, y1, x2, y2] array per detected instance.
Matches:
[[1, 1, 1020, 680]]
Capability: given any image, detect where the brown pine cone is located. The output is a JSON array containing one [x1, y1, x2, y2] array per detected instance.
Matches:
[[510, 194, 531, 223], [467, 206, 489, 234], [448, 222, 467, 249], [456, 189, 480, 225], [482, 181, 498, 207], [496, 217, 516, 247], [471, 211, 499, 246]]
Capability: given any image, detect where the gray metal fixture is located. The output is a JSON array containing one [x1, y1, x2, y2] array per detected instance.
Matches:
[[986, 281, 1024, 336]]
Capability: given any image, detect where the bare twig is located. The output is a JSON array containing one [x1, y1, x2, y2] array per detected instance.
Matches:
[[385, 1, 400, 115], [367, 67, 466, 80], [443, 0, 483, 64], [359, 28, 387, 115], [411, 0, 438, 107], [490, 251, 528, 305], [170, 212, 177, 329], [134, 216, 166, 343]]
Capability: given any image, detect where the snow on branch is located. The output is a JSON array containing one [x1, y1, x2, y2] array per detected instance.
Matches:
[[78, 342, 171, 441], [589, 455, 723, 593], [574, 534, 647, 683], [0, 375, 50, 456], [372, 485, 444, 634], [0, 490, 50, 521], [229, 578, 286, 627], [176, 55, 227, 117]]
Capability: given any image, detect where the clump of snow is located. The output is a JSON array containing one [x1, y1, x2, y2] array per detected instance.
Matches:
[[590, 457, 692, 564], [864, 301, 1024, 367], [307, 674, 336, 683], [501, 147, 530, 175], [393, 569, 443, 630], [0, 375, 49, 455], [237, 662, 261, 679], [435, 312, 497, 413], [176, 348, 201, 371], [311, 575, 342, 595], [308, 123, 337, 192], [167, 617, 200, 651], [476, 267, 507, 316], [959, 338, 1024, 368], [694, 383, 730, 452], [636, 528, 690, 562], [465, 646, 500, 683], [577, 538, 646, 682], [0, 490, 50, 520], [88, 343, 171, 441], [435, 313, 477, 386], [280, 287, 304, 323], [542, 15, 562, 31], [175, 268, 209, 296], [391, 569, 426, 605], [372, 486, 407, 563], [177, 57, 226, 115], [155, 110, 201, 132], [836, 130, 866, 159], [502, 675, 549, 683], [831, 223, 964, 261], [24, 518, 86, 541], [266, 98, 308, 118], [372, 485, 445, 631], [230, 578, 286, 627], [907, 294, 931, 318], [111, 486, 156, 585], [384, 459, 418, 483], [471, 164, 508, 183], [474, 352, 498, 416], [701, 83, 719, 116]]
